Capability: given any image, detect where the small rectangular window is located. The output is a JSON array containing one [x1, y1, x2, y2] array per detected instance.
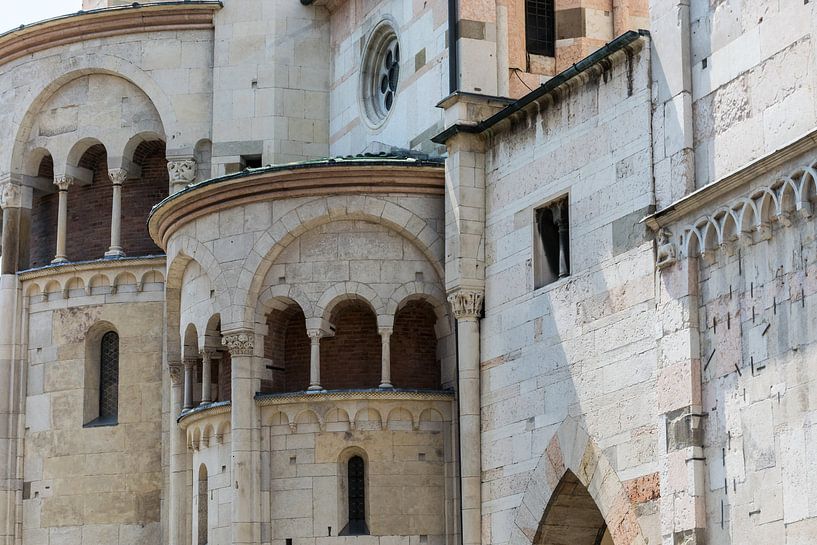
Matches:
[[242, 155, 263, 169], [525, 0, 555, 57], [534, 196, 569, 288]]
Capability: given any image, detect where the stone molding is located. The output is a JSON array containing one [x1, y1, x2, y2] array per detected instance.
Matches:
[[221, 330, 254, 355], [0, 2, 222, 67], [148, 162, 444, 246], [448, 289, 484, 320], [107, 168, 128, 185], [53, 175, 74, 191], [0, 182, 21, 209]]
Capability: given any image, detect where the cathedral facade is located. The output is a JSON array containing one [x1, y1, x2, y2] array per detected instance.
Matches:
[[0, 1, 815, 545]]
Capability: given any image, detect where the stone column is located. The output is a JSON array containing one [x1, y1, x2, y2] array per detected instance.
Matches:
[[104, 168, 127, 258], [378, 327, 393, 389], [306, 329, 324, 391], [183, 358, 196, 410], [1, 183, 23, 274], [168, 362, 187, 545], [552, 201, 570, 278], [200, 349, 213, 405], [222, 330, 260, 545], [167, 158, 197, 195], [448, 289, 483, 545], [52, 175, 74, 264]]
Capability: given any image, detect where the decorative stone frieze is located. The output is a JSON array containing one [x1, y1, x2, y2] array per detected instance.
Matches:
[[447, 289, 484, 320], [221, 331, 254, 356]]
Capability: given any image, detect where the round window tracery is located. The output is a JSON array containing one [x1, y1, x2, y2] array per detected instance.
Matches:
[[361, 22, 400, 127]]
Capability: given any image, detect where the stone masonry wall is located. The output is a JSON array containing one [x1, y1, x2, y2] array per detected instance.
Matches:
[[22, 288, 165, 545], [685, 152, 817, 544], [479, 44, 662, 543], [689, 1, 816, 188]]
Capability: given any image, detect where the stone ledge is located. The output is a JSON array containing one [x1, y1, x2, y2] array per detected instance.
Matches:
[[0, 1, 222, 67]]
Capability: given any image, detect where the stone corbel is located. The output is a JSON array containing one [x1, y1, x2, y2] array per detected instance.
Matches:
[[447, 289, 484, 320], [656, 228, 677, 270], [222, 330, 255, 356]]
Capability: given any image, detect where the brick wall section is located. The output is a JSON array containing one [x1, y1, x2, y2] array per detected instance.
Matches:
[[123, 141, 167, 256], [29, 155, 57, 268], [28, 142, 167, 268], [321, 300, 381, 389], [219, 350, 231, 402], [66, 145, 112, 262], [391, 300, 440, 389], [264, 305, 310, 392]]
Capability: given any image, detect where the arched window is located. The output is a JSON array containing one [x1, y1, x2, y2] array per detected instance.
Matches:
[[198, 464, 208, 545], [347, 456, 367, 535], [98, 331, 119, 423]]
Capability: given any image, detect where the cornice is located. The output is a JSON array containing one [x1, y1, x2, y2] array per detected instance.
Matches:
[[644, 127, 817, 230], [0, 2, 222, 68], [148, 161, 445, 248], [255, 388, 456, 406], [18, 255, 166, 282]]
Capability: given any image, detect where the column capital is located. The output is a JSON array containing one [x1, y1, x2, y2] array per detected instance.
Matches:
[[307, 328, 325, 340], [183, 357, 198, 368], [221, 330, 254, 356], [448, 289, 484, 320], [168, 362, 184, 385], [167, 158, 197, 184], [378, 326, 393, 338], [108, 168, 128, 185], [54, 175, 75, 191], [0, 182, 22, 209], [200, 348, 217, 360]]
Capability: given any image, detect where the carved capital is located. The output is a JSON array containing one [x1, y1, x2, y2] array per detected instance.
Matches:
[[0, 183, 21, 209], [168, 363, 184, 385], [200, 348, 217, 361], [167, 159, 197, 184], [222, 331, 254, 356], [448, 289, 484, 320], [307, 329, 324, 342], [54, 175, 75, 191], [378, 327, 393, 339], [108, 168, 128, 185], [183, 357, 198, 369]]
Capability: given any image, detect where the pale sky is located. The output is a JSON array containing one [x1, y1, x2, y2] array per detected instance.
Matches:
[[2, 1, 82, 34]]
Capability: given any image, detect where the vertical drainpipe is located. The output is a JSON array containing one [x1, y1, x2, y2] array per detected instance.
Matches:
[[448, 0, 459, 93]]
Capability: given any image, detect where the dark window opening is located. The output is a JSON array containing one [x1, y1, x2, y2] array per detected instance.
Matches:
[[98, 331, 119, 424], [242, 155, 263, 169], [525, 0, 555, 57], [534, 197, 569, 288], [346, 456, 368, 535]]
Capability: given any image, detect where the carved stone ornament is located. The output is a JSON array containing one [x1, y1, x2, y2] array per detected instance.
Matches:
[[448, 289, 484, 320], [53, 175, 75, 191], [167, 159, 197, 184], [222, 331, 254, 356], [656, 228, 677, 270], [0, 183, 21, 208], [168, 363, 184, 385], [107, 168, 128, 185]]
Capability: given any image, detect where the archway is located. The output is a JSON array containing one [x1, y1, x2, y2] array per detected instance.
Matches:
[[534, 471, 612, 545]]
